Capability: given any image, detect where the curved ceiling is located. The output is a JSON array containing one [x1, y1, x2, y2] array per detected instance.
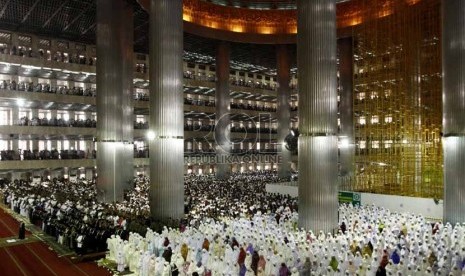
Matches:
[[136, 0, 363, 44], [200, 0, 296, 10], [0, 0, 422, 69], [200, 0, 351, 10]]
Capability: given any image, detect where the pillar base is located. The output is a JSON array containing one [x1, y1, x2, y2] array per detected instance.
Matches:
[[149, 138, 184, 220], [298, 136, 338, 233], [443, 136, 465, 224]]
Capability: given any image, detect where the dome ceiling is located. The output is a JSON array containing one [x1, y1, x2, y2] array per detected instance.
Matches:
[[200, 0, 296, 10], [201, 0, 350, 10]]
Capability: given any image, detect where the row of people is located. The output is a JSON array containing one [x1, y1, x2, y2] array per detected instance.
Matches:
[[0, 149, 94, 161], [231, 79, 276, 91], [184, 149, 278, 155], [0, 44, 290, 92], [0, 147, 280, 161], [184, 124, 278, 134], [188, 99, 294, 112], [231, 126, 278, 134], [0, 148, 148, 161], [183, 71, 276, 91], [185, 98, 216, 107], [0, 44, 96, 65], [3, 178, 129, 255], [0, 80, 96, 96], [0, 79, 285, 105], [1, 44, 281, 85], [15, 117, 97, 128], [183, 72, 216, 82], [231, 102, 277, 112]]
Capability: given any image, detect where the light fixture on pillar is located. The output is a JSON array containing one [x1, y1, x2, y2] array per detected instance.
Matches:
[[146, 130, 156, 141], [339, 136, 350, 149], [16, 98, 25, 107]]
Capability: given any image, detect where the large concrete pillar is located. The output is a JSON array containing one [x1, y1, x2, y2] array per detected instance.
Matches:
[[96, 0, 134, 202], [11, 107, 19, 153], [338, 37, 355, 178], [215, 41, 231, 179], [86, 168, 95, 181], [149, 0, 184, 220], [276, 44, 292, 179], [443, 0, 465, 224], [297, 0, 338, 232]]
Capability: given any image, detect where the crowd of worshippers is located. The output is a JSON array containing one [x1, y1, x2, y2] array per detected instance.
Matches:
[[1, 177, 148, 255], [184, 172, 296, 225], [0, 44, 95, 66], [230, 78, 276, 91], [230, 102, 277, 112], [0, 149, 94, 161], [16, 116, 97, 128], [182, 123, 279, 135], [106, 204, 465, 275], [2, 172, 464, 275], [184, 98, 216, 107], [0, 80, 96, 96], [0, 171, 291, 255]]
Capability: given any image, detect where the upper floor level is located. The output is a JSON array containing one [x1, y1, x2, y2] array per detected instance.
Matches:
[[0, 30, 300, 92]]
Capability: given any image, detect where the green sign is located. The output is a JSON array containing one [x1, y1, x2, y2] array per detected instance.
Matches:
[[338, 191, 361, 206]]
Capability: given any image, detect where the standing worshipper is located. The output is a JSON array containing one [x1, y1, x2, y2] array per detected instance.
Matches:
[[18, 222, 26, 239], [279, 263, 290, 276]]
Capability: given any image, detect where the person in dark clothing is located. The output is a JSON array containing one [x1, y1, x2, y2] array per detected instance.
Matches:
[[18, 222, 26, 239], [376, 266, 387, 276], [251, 251, 260, 275], [162, 246, 173, 263], [279, 263, 290, 276], [340, 221, 347, 234]]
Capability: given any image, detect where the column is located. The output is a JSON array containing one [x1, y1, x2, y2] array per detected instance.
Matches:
[[10, 33, 18, 50], [84, 82, 91, 91], [31, 75, 39, 86], [96, 0, 134, 202], [276, 44, 292, 179], [443, 0, 465, 224], [86, 168, 94, 181], [30, 35, 38, 58], [31, 109, 39, 150], [49, 78, 57, 92], [297, 0, 338, 233], [149, 0, 184, 220], [338, 37, 355, 179], [11, 75, 18, 85], [68, 80, 75, 89], [11, 106, 19, 126], [68, 42, 76, 60], [42, 170, 50, 180], [50, 169, 61, 180], [68, 111, 75, 122], [86, 45, 93, 63], [50, 109, 58, 150], [63, 167, 69, 179], [215, 41, 231, 179]]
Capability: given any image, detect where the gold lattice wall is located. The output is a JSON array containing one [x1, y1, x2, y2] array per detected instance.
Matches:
[[347, 0, 442, 198]]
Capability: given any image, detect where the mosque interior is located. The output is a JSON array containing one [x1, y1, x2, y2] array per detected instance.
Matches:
[[0, 0, 444, 198], [0, 0, 463, 274]]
